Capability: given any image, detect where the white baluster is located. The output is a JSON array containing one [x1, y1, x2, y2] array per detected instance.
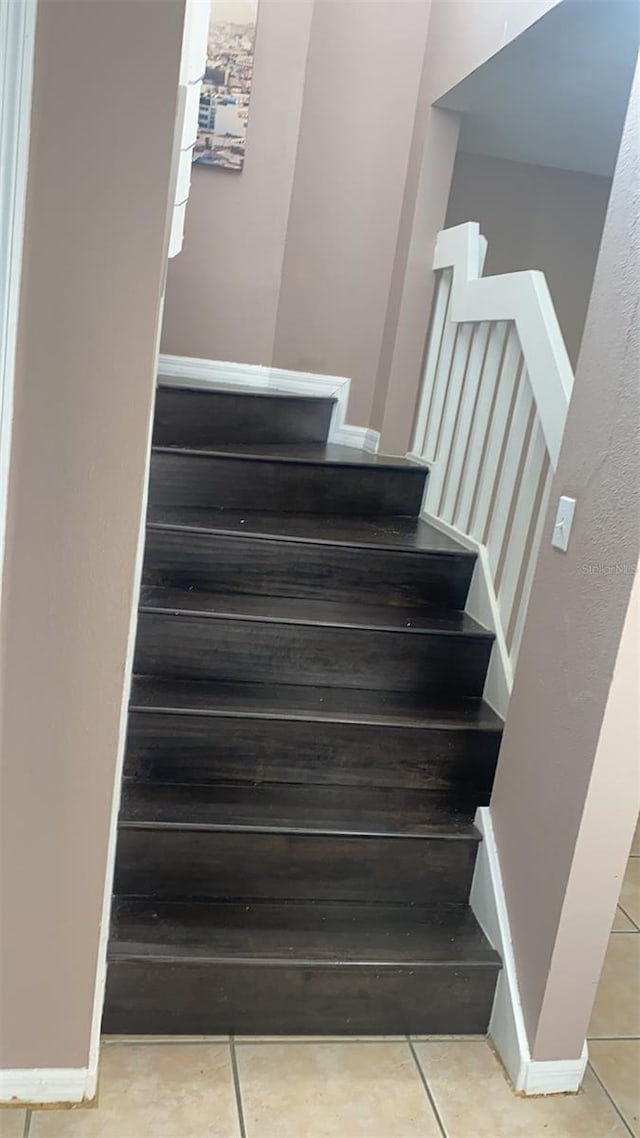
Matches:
[[509, 461, 553, 661], [486, 368, 534, 582], [425, 321, 474, 516], [411, 269, 452, 458], [421, 276, 459, 464], [440, 322, 491, 524], [470, 327, 522, 543], [454, 322, 509, 534], [498, 417, 547, 631]]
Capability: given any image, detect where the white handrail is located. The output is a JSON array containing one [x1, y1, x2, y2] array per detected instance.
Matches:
[[433, 223, 573, 468], [412, 222, 574, 714]]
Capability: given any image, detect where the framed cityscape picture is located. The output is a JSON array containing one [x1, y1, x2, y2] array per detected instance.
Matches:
[[193, 1, 258, 172]]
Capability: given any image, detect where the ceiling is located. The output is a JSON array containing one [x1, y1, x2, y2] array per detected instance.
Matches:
[[437, 0, 639, 177]]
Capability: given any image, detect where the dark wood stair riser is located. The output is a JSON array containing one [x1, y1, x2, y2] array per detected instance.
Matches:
[[125, 713, 500, 796], [133, 612, 492, 695], [109, 897, 500, 961], [143, 528, 475, 610], [114, 829, 479, 904], [103, 960, 499, 1036], [149, 451, 427, 516], [154, 388, 335, 447]]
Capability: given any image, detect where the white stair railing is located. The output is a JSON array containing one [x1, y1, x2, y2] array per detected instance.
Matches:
[[411, 223, 574, 713]]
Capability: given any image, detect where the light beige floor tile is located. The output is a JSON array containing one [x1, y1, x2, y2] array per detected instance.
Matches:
[[236, 1040, 440, 1138], [0, 1110, 27, 1137], [30, 1043, 239, 1137], [621, 858, 640, 928], [613, 906, 637, 932], [590, 933, 640, 1038], [631, 817, 640, 857], [415, 1039, 628, 1137], [102, 1035, 230, 1045], [590, 1040, 640, 1136]]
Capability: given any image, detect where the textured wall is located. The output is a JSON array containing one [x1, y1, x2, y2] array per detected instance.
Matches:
[[161, 0, 314, 366], [272, 0, 432, 427], [446, 151, 611, 364], [490, 63, 640, 1060], [160, 0, 561, 443], [376, 0, 562, 451], [0, 0, 183, 1068]]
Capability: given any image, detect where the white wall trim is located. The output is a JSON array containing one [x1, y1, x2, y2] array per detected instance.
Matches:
[[415, 504, 512, 717], [157, 353, 380, 452], [333, 424, 380, 454], [471, 806, 588, 1096], [0, 0, 37, 620], [0, 1067, 96, 1106], [85, 323, 168, 1099]]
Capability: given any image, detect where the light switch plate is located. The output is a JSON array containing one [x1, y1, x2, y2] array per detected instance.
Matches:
[[552, 496, 576, 552]]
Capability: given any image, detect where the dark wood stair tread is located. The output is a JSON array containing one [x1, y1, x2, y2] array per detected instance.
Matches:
[[130, 675, 502, 731], [119, 780, 479, 839], [110, 898, 500, 967], [152, 442, 421, 469], [138, 586, 492, 638], [146, 506, 471, 557]]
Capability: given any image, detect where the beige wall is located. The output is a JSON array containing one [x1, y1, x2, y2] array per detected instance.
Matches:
[[534, 568, 639, 1058], [374, 105, 460, 450], [161, 0, 435, 430], [272, 0, 432, 427], [377, 0, 560, 451], [425, 0, 559, 103], [161, 0, 314, 365], [160, 0, 561, 443], [446, 151, 611, 364], [490, 62, 640, 1060], [0, 0, 183, 1070]]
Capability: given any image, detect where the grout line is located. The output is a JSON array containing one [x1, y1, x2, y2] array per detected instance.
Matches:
[[231, 1037, 408, 1046], [23, 1110, 31, 1138], [229, 1037, 247, 1138], [408, 1039, 448, 1138], [588, 1034, 640, 1041], [102, 1036, 231, 1045], [617, 902, 640, 932], [588, 1060, 635, 1137]]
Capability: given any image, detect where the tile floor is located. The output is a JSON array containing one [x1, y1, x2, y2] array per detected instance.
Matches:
[[588, 821, 640, 1137], [2, 823, 638, 1138]]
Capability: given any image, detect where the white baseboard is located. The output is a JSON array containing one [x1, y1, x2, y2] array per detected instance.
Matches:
[[157, 354, 379, 453], [0, 1066, 97, 1105], [415, 507, 512, 718], [471, 806, 588, 1095], [332, 424, 380, 453]]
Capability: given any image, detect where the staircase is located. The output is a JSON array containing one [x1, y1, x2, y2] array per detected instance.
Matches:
[[103, 382, 503, 1036]]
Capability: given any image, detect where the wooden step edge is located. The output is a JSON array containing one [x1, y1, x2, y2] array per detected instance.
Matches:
[[107, 947, 501, 970], [127, 701, 503, 732], [151, 445, 427, 472], [144, 519, 475, 560], [117, 817, 481, 842], [136, 599, 494, 641]]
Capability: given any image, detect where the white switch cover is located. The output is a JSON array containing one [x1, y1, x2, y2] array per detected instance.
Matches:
[[552, 496, 576, 552]]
